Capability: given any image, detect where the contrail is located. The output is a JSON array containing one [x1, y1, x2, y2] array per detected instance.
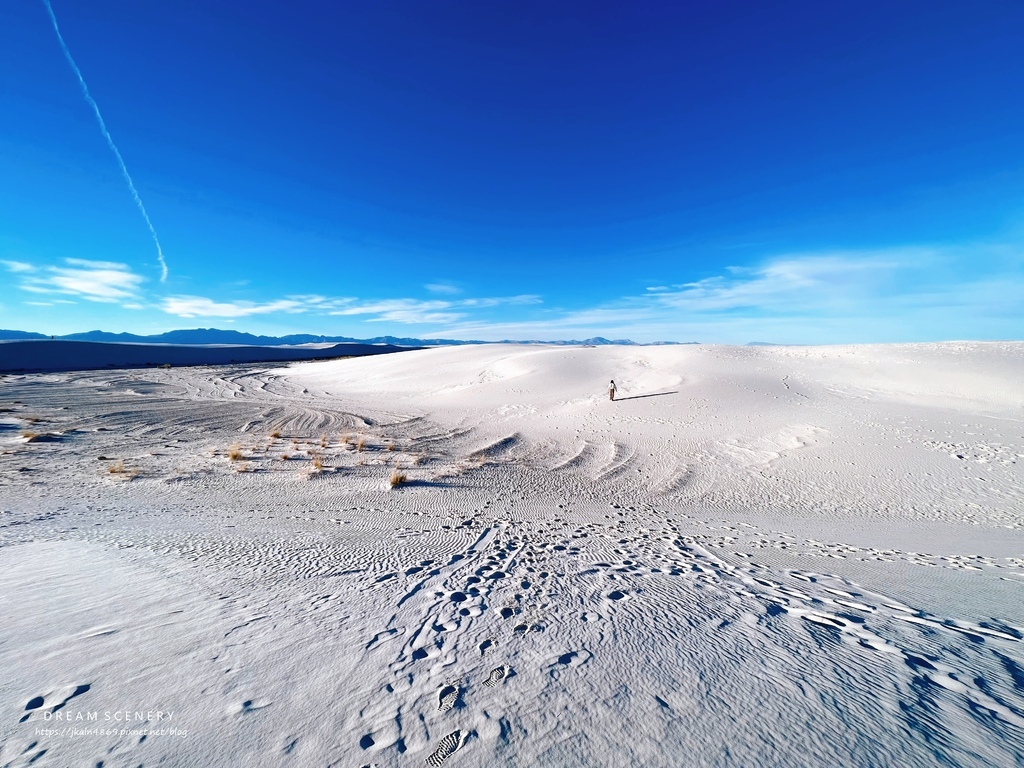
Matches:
[[42, 0, 168, 282]]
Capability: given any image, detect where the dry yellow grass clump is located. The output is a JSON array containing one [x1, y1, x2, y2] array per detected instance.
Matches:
[[312, 456, 325, 471], [107, 461, 138, 478], [389, 468, 409, 489], [227, 444, 244, 461], [270, 429, 282, 439], [356, 436, 367, 452], [320, 435, 328, 448]]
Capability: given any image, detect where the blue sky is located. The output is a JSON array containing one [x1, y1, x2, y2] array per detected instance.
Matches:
[[1, 1, 1022, 342]]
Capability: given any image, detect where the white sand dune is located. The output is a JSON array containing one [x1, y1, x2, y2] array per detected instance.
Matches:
[[1, 342, 1022, 766]]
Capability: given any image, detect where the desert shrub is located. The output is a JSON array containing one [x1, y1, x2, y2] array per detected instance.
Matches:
[[107, 461, 137, 477], [389, 468, 408, 488]]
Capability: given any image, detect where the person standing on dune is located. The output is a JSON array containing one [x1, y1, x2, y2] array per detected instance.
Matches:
[[609, 380, 617, 401]]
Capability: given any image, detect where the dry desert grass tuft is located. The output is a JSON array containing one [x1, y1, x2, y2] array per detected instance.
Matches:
[[356, 436, 367, 452], [107, 461, 138, 478], [227, 444, 244, 461], [270, 429, 282, 439], [389, 468, 409, 489]]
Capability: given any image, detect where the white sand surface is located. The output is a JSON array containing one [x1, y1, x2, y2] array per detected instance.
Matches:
[[1, 342, 1022, 766]]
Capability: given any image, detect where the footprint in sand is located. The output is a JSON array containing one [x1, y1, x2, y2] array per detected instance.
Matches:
[[483, 665, 509, 688], [425, 730, 466, 766], [437, 681, 460, 713], [549, 649, 593, 674]]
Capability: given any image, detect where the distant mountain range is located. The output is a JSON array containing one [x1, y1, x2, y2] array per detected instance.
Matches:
[[0, 328, 697, 347]]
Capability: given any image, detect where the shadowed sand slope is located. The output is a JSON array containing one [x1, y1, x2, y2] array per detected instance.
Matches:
[[0, 339, 412, 373], [1, 342, 1022, 767]]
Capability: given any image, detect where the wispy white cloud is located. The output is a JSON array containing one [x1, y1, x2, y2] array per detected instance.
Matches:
[[23, 299, 77, 307], [425, 282, 461, 295], [19, 258, 144, 303], [645, 251, 927, 314], [461, 295, 542, 309], [327, 299, 462, 324], [159, 292, 543, 325], [6, 243, 1016, 344], [436, 245, 1024, 343], [1, 260, 36, 273], [330, 295, 541, 324], [162, 296, 308, 318]]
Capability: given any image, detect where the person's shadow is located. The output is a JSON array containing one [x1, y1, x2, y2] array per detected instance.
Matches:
[[614, 390, 678, 401]]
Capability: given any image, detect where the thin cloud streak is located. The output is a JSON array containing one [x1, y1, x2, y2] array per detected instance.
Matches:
[[42, 0, 168, 282], [162, 296, 307, 318], [425, 283, 461, 295], [1, 260, 36, 273], [160, 293, 542, 325]]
